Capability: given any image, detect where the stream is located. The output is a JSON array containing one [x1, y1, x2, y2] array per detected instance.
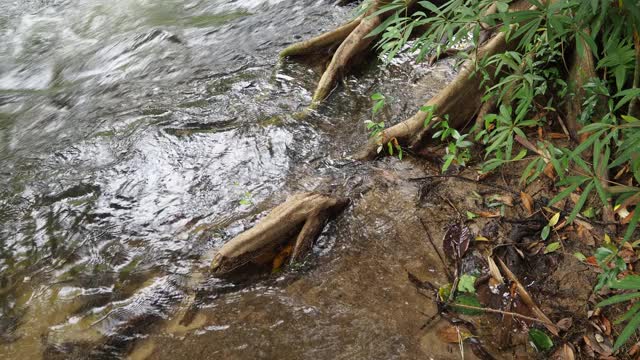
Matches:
[[0, 0, 463, 358]]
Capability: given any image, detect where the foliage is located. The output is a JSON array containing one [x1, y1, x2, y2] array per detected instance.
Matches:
[[597, 275, 640, 351], [367, 0, 640, 348], [365, 92, 404, 159], [529, 328, 554, 351], [368, 0, 640, 239]]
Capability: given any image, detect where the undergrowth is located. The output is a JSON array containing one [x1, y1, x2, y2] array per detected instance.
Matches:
[[365, 0, 640, 351]]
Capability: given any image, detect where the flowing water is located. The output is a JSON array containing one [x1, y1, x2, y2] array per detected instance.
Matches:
[[0, 0, 460, 358]]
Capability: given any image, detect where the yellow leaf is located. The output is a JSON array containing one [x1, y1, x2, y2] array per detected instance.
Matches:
[[549, 212, 561, 227], [604, 233, 611, 244], [475, 236, 490, 242]]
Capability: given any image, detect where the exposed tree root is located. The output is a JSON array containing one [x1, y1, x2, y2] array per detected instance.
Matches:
[[280, 18, 362, 58], [281, 0, 429, 107], [211, 192, 349, 275], [355, 29, 510, 160]]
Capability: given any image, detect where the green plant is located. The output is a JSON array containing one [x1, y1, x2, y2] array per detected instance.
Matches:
[[432, 119, 473, 172], [593, 245, 627, 292], [239, 191, 253, 206], [370, 0, 640, 240], [597, 275, 640, 351], [365, 92, 404, 159]]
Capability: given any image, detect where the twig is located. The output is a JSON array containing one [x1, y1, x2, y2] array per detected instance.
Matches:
[[437, 193, 463, 219], [497, 257, 560, 336], [418, 216, 453, 281], [450, 303, 552, 325]]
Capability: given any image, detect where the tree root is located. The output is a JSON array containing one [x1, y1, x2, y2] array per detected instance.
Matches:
[[280, 18, 362, 58], [211, 192, 349, 275], [281, 0, 427, 107], [355, 29, 510, 160]]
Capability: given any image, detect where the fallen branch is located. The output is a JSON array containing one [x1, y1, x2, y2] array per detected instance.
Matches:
[[497, 257, 559, 335]]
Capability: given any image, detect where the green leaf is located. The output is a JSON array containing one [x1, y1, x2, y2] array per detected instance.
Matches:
[[458, 274, 477, 293], [615, 302, 640, 325], [451, 294, 483, 315], [548, 180, 586, 206], [466, 211, 478, 220], [624, 208, 640, 242], [544, 242, 561, 254], [568, 181, 594, 223], [613, 309, 640, 351], [597, 292, 640, 307], [574, 252, 586, 261], [528, 328, 554, 351], [371, 92, 385, 101], [541, 225, 550, 240], [611, 275, 640, 290]]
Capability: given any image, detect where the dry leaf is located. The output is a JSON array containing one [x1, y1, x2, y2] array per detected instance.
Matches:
[[443, 223, 472, 260], [478, 211, 501, 218], [543, 162, 556, 179], [549, 132, 568, 139], [487, 256, 504, 284], [520, 191, 534, 215], [436, 325, 472, 343], [552, 344, 575, 360], [272, 244, 293, 272], [492, 194, 514, 206], [622, 210, 634, 225], [556, 317, 573, 332]]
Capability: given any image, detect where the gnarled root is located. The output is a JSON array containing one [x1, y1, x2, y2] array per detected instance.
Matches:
[[355, 30, 509, 160], [211, 193, 349, 275], [281, 0, 423, 107]]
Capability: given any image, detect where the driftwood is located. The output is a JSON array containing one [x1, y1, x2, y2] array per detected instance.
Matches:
[[211, 192, 349, 275]]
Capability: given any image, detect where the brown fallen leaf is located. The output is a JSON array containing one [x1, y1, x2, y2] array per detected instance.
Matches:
[[520, 191, 534, 215], [543, 162, 555, 179], [556, 317, 573, 332], [272, 244, 293, 272], [436, 325, 473, 344], [551, 344, 575, 360], [491, 194, 514, 206], [549, 132, 569, 139], [477, 211, 501, 218]]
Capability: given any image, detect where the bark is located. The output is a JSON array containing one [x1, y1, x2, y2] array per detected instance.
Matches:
[[211, 192, 349, 275]]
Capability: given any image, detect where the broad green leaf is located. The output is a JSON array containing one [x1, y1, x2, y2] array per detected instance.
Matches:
[[544, 242, 561, 254], [541, 225, 550, 240], [451, 294, 483, 315], [529, 328, 553, 351], [458, 274, 477, 293]]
